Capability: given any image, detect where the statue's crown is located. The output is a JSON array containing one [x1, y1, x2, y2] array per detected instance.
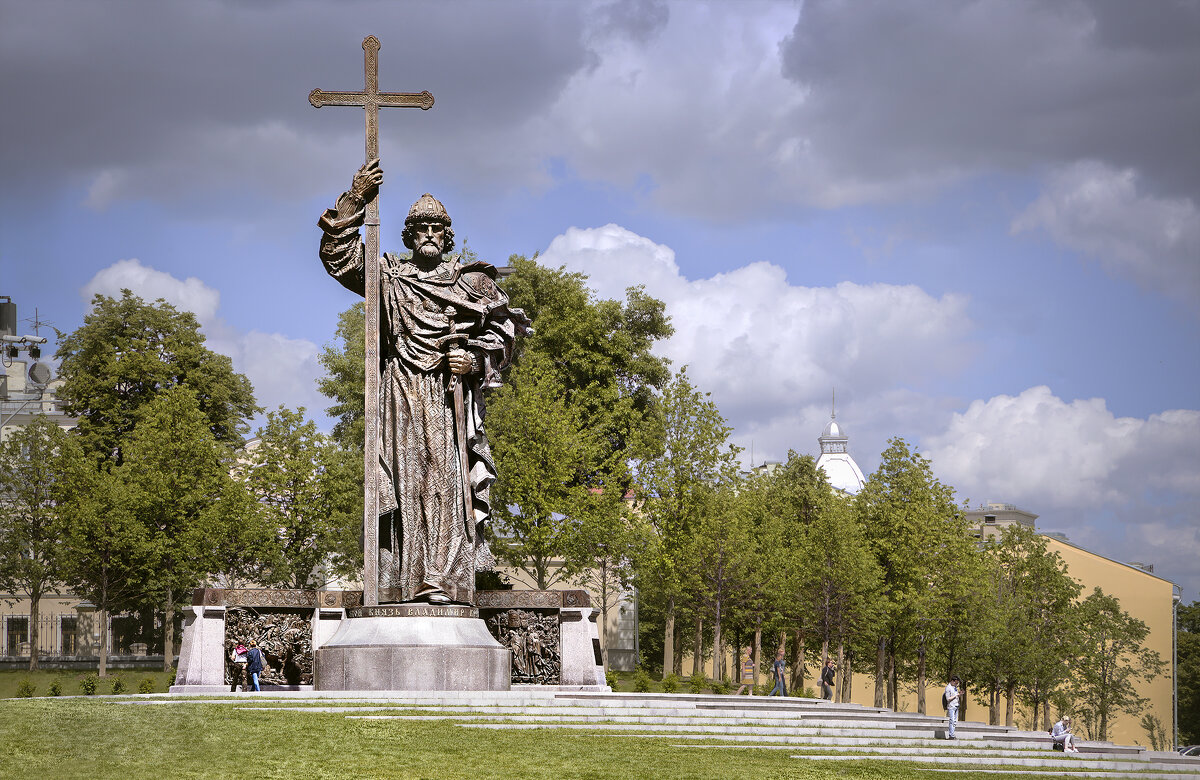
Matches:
[[406, 193, 451, 226]]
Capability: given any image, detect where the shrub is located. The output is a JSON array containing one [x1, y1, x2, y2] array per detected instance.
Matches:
[[15, 679, 36, 698], [661, 673, 680, 694], [138, 677, 156, 694], [110, 673, 127, 695], [79, 673, 99, 696], [604, 669, 618, 690], [167, 666, 177, 687], [801, 686, 817, 699], [633, 667, 652, 693], [48, 679, 63, 697], [711, 677, 733, 695], [688, 675, 707, 694]]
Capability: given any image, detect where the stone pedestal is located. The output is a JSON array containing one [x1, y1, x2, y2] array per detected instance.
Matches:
[[315, 606, 510, 691], [171, 605, 226, 690]]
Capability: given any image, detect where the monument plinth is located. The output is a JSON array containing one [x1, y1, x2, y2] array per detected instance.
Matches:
[[315, 612, 509, 691]]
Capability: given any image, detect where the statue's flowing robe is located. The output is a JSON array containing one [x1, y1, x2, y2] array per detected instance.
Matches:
[[319, 192, 525, 603]]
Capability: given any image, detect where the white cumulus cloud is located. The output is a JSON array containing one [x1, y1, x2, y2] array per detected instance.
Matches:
[[539, 223, 974, 464]]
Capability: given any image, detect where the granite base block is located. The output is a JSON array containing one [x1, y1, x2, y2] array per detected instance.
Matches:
[[314, 615, 510, 691]]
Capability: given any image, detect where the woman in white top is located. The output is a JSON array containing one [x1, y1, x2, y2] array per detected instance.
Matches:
[[1051, 715, 1079, 753]]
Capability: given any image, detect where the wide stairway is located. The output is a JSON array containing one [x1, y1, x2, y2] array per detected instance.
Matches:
[[181, 689, 1200, 778]]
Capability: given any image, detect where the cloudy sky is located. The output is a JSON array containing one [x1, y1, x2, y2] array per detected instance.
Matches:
[[3, 1, 1197, 599]]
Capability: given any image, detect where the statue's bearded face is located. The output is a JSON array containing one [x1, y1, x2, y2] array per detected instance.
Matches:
[[412, 221, 446, 261]]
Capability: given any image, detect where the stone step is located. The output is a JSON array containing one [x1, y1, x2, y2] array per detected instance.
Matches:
[[794, 753, 1200, 778]]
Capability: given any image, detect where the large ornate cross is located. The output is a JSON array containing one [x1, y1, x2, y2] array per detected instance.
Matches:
[[310, 36, 434, 606]]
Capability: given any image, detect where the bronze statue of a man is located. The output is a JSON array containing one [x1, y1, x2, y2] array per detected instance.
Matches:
[[319, 159, 527, 604]]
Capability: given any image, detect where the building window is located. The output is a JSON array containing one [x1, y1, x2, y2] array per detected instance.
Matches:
[[6, 616, 29, 656], [60, 616, 78, 655]]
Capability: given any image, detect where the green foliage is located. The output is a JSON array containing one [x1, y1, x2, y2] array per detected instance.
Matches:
[[240, 406, 361, 588], [854, 437, 971, 709], [633, 667, 652, 692], [47, 679, 62, 697], [0, 417, 82, 671], [316, 302, 366, 452], [661, 673, 680, 693], [637, 367, 740, 676], [116, 386, 233, 667], [1072, 588, 1166, 741], [110, 674, 128, 695], [138, 677, 156, 694], [54, 289, 258, 463], [689, 675, 707, 694], [1179, 601, 1200, 743], [15, 680, 35, 698], [711, 678, 733, 695], [168, 666, 177, 688], [79, 673, 99, 695], [1139, 713, 1170, 751], [605, 669, 618, 690]]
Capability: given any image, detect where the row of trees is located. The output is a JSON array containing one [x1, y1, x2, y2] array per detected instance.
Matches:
[[0, 290, 360, 674]]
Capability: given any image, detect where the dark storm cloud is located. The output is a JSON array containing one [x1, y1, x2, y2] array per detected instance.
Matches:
[[0, 0, 593, 208], [779, 0, 1200, 200], [588, 0, 670, 44]]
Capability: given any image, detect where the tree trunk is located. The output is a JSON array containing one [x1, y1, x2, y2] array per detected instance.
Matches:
[[692, 617, 703, 680], [99, 607, 109, 678], [887, 649, 897, 711], [753, 625, 762, 691], [1042, 699, 1050, 732], [874, 636, 886, 708], [662, 596, 675, 679], [1005, 681, 1016, 726], [163, 585, 175, 672], [673, 634, 684, 676], [841, 647, 854, 703], [989, 687, 1000, 725], [28, 594, 41, 672], [1099, 710, 1107, 742], [599, 560, 610, 670], [835, 642, 845, 702], [712, 607, 723, 682], [790, 628, 805, 695], [916, 640, 926, 715]]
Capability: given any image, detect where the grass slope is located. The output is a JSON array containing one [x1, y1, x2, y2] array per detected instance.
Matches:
[[0, 697, 1049, 780]]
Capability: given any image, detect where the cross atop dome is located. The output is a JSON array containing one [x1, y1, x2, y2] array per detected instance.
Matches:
[[815, 389, 866, 494]]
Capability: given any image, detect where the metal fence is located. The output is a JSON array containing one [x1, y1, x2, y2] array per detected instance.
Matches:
[[1, 612, 166, 658]]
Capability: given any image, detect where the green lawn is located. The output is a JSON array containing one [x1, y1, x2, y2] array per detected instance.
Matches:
[[0, 696, 1048, 779]]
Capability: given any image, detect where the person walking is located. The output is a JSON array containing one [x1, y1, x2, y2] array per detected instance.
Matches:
[[246, 640, 265, 692], [944, 674, 961, 739], [820, 658, 836, 701], [768, 648, 788, 697]]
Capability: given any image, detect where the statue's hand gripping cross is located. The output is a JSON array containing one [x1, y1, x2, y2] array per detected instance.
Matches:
[[310, 35, 434, 607]]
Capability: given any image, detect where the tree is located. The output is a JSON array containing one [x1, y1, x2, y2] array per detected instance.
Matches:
[[638, 367, 739, 678], [1072, 587, 1166, 741], [118, 386, 231, 670], [242, 406, 362, 588], [316, 302, 365, 453], [488, 353, 595, 589], [0, 418, 76, 670], [54, 289, 258, 463], [990, 524, 1081, 729], [1179, 601, 1200, 744], [793, 493, 883, 700], [855, 437, 968, 711], [57, 460, 150, 677]]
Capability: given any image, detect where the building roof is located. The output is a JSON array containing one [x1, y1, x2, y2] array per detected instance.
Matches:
[[815, 409, 866, 494]]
